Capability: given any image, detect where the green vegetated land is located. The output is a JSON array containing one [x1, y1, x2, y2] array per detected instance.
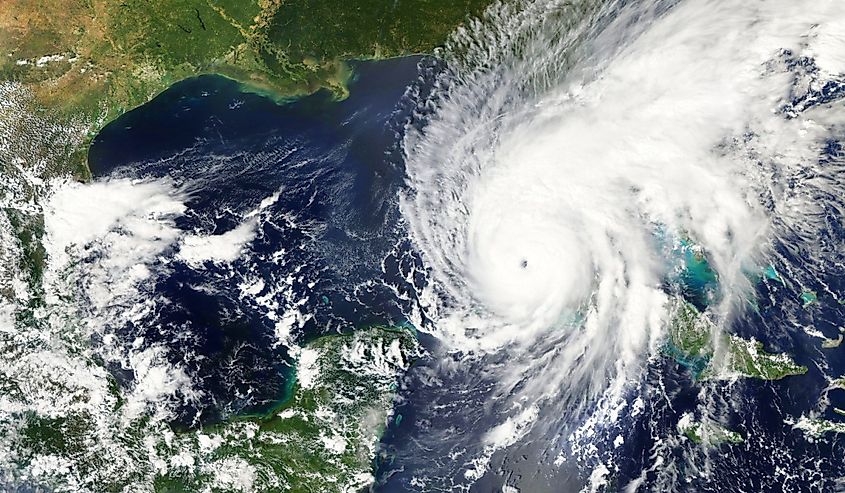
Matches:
[[151, 326, 420, 492], [15, 326, 419, 492], [666, 299, 808, 381], [0, 0, 492, 178], [677, 413, 744, 447], [665, 300, 809, 446]]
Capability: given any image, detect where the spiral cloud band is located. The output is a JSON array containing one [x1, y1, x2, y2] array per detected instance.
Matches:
[[400, 0, 845, 452]]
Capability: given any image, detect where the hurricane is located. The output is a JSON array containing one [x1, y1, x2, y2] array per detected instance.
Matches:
[[398, 0, 845, 489]]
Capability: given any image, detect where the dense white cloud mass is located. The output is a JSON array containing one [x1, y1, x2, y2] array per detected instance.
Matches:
[[401, 0, 845, 449]]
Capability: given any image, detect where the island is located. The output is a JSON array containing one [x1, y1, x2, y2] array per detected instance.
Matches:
[[678, 413, 744, 447], [792, 416, 845, 437], [666, 299, 808, 381]]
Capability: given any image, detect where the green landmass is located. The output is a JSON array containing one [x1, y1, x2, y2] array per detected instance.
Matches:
[[726, 335, 808, 380], [665, 299, 808, 381], [16, 326, 418, 492], [0, 0, 492, 179], [664, 300, 711, 377], [155, 326, 419, 492], [678, 413, 744, 446], [792, 416, 845, 437]]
